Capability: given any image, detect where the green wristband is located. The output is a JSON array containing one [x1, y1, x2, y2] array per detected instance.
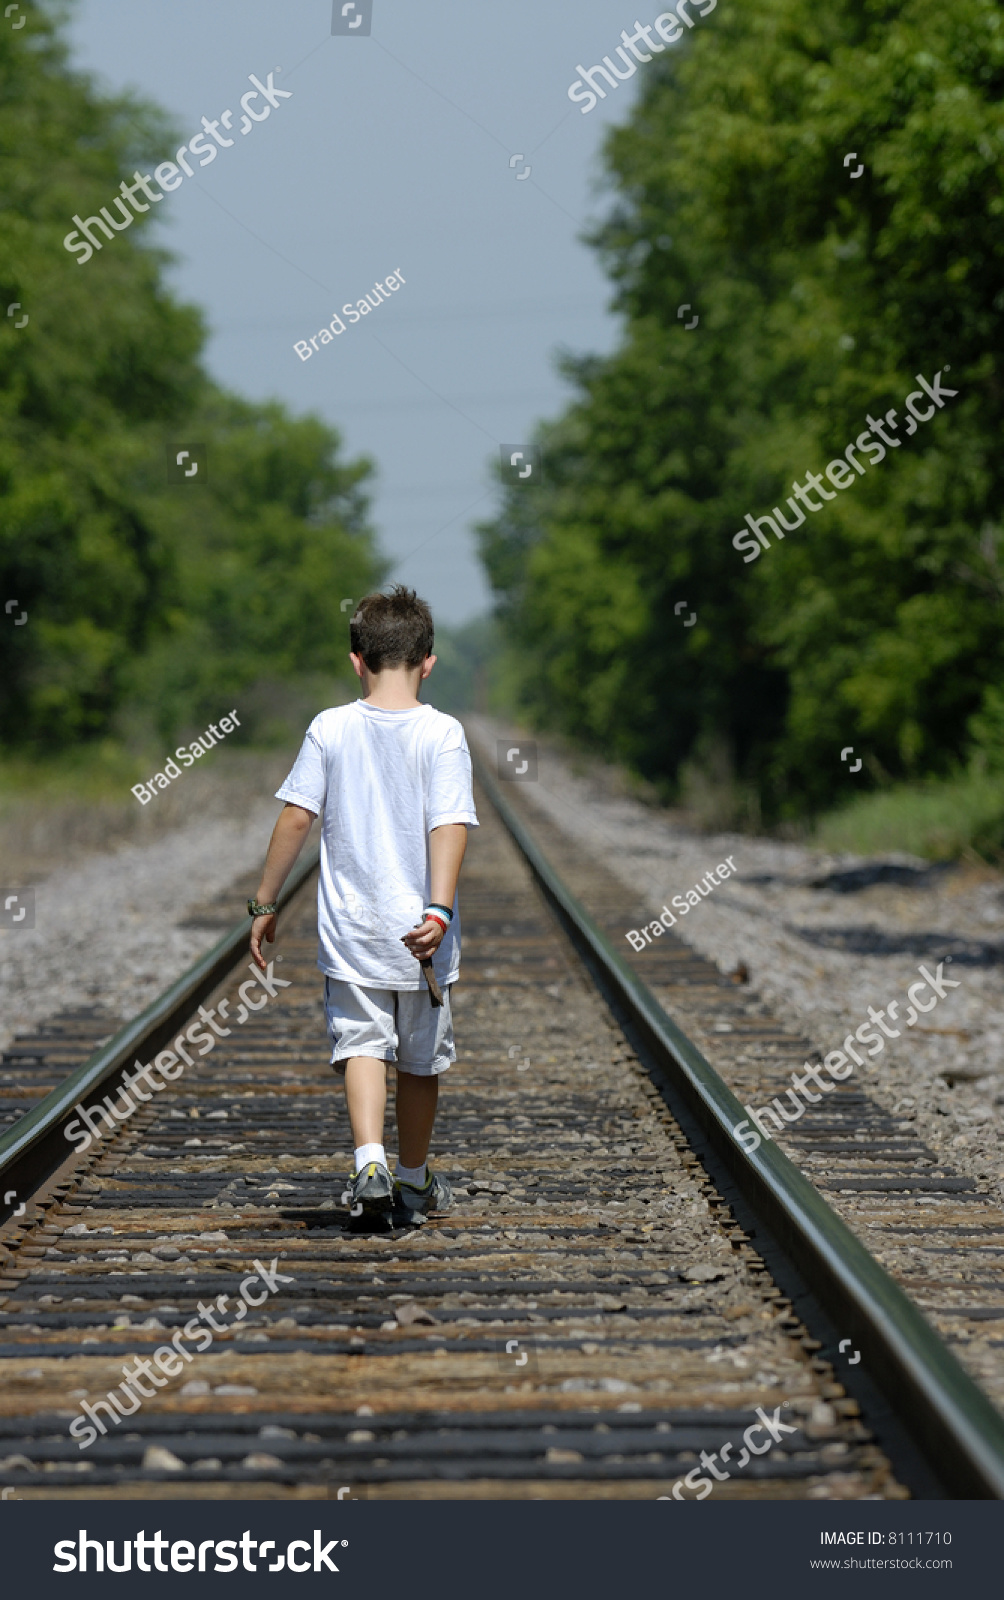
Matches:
[[248, 898, 277, 918]]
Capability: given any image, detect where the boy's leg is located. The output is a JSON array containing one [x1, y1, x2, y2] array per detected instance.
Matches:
[[395, 1070, 439, 1168], [392, 989, 454, 1213], [326, 982, 397, 1219], [343, 1056, 394, 1220], [344, 1056, 388, 1151]]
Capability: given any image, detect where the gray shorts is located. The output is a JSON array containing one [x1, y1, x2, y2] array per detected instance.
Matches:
[[324, 977, 455, 1077]]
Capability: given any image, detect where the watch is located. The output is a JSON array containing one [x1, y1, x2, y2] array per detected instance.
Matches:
[[247, 898, 278, 917]]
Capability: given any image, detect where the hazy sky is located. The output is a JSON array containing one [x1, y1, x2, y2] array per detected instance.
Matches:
[[65, 0, 645, 624]]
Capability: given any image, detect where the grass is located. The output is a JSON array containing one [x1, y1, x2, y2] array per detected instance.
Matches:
[[5, 728, 1001, 878], [0, 677, 354, 878], [812, 768, 1004, 863], [0, 741, 295, 883], [0, 740, 148, 805]]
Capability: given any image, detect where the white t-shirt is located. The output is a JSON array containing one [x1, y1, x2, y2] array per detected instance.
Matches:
[[275, 701, 478, 989]]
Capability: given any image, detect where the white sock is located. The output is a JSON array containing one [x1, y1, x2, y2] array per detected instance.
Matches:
[[354, 1142, 387, 1172], [396, 1160, 427, 1188]]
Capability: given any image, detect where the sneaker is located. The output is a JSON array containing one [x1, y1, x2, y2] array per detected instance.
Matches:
[[344, 1161, 394, 1221], [395, 1169, 453, 1216]]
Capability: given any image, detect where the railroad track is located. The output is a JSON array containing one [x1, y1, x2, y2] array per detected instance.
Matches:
[[0, 768, 1003, 1500]]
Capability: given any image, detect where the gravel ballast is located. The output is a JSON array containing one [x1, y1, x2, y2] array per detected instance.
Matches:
[[5, 725, 1002, 1211], [0, 758, 291, 1056], [466, 717, 1004, 1209]]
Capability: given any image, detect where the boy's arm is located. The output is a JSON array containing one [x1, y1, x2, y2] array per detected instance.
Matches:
[[249, 803, 316, 970], [401, 822, 468, 961]]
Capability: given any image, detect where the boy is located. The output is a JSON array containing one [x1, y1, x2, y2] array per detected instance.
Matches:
[[248, 586, 478, 1222]]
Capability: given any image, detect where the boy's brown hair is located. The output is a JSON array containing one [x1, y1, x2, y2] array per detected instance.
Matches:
[[350, 585, 434, 673]]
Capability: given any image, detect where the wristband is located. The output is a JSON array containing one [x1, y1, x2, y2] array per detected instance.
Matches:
[[424, 912, 448, 934], [426, 903, 453, 922], [248, 898, 277, 918]]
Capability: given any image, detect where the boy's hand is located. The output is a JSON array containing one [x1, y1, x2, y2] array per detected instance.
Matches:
[[250, 913, 277, 971], [402, 917, 445, 961], [248, 805, 315, 971]]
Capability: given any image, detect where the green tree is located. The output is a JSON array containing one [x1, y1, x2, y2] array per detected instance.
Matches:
[[479, 0, 1004, 818], [0, 4, 381, 752]]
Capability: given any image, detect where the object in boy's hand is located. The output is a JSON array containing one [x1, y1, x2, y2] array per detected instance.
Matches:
[[421, 959, 443, 1008]]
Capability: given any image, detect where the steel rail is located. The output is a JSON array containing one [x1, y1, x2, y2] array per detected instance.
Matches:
[[0, 846, 320, 1201], [473, 753, 1004, 1499]]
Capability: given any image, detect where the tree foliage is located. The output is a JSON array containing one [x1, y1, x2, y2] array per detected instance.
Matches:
[[0, 4, 381, 752], [478, 0, 1004, 817]]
